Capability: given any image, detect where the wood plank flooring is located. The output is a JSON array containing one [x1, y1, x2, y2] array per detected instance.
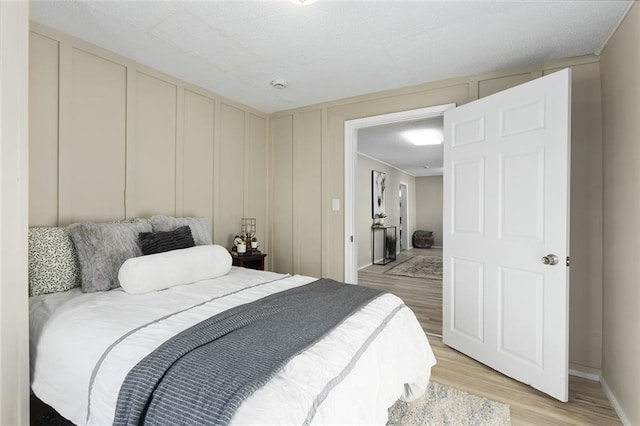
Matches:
[[359, 248, 443, 336], [359, 248, 621, 425]]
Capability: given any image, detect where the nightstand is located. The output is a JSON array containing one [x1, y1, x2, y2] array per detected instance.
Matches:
[[231, 252, 267, 271]]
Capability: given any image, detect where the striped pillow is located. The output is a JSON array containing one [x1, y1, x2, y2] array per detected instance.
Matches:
[[138, 226, 196, 255]]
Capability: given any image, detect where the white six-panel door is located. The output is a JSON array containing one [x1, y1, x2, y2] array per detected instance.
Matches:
[[442, 69, 571, 401]]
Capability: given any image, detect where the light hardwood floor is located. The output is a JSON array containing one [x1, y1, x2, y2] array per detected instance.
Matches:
[[359, 248, 621, 425], [359, 248, 443, 336]]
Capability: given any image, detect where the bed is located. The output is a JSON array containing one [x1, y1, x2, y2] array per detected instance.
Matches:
[[28, 217, 436, 425]]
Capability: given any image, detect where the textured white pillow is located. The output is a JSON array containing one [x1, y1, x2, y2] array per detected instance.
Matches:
[[118, 245, 232, 294]]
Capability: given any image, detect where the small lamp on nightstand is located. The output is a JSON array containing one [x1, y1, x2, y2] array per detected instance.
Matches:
[[241, 218, 256, 246]]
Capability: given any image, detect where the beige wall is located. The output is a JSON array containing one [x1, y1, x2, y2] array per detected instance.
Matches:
[[415, 176, 443, 247], [270, 111, 323, 277], [356, 155, 416, 268], [600, 3, 640, 424], [29, 24, 270, 265], [270, 56, 604, 373], [0, 2, 30, 423]]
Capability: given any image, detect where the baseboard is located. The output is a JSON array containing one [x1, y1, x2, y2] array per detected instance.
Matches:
[[568, 368, 600, 382], [568, 363, 601, 381], [358, 262, 372, 270], [600, 377, 632, 426]]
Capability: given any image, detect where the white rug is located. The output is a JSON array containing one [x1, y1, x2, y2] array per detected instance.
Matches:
[[388, 381, 511, 425]]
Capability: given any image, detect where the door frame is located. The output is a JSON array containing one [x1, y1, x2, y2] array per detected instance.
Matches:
[[399, 181, 409, 251], [343, 103, 455, 283]]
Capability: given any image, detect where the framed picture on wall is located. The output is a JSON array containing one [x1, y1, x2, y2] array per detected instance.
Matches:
[[372, 170, 386, 218]]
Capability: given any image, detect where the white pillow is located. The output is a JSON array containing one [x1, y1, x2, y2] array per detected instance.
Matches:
[[118, 245, 232, 294]]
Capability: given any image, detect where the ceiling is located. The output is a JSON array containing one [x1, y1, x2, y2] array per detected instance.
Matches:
[[29, 1, 631, 177], [358, 116, 444, 177], [30, 1, 632, 115]]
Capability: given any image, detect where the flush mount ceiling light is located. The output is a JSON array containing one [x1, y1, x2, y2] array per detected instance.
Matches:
[[270, 79, 288, 89], [404, 129, 443, 146]]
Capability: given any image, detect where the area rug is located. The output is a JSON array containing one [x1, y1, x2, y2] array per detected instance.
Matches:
[[388, 381, 511, 425], [385, 255, 443, 280]]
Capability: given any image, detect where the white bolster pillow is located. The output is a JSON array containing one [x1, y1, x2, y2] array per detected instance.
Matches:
[[118, 245, 232, 294]]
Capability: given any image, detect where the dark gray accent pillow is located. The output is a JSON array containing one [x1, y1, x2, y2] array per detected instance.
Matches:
[[68, 221, 152, 293], [149, 215, 212, 246], [138, 225, 195, 255]]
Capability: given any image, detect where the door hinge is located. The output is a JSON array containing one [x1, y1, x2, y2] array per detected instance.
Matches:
[[566, 256, 570, 267], [350, 235, 354, 243]]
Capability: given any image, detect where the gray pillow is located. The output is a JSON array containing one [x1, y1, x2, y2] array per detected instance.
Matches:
[[28, 227, 81, 296], [68, 221, 152, 293], [149, 215, 212, 246]]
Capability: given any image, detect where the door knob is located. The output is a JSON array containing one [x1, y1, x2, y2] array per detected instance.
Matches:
[[541, 254, 559, 265]]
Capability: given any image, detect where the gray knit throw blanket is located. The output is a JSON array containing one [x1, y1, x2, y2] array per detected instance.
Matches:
[[113, 279, 383, 426]]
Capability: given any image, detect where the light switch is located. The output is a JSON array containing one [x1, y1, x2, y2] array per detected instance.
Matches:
[[332, 198, 340, 211]]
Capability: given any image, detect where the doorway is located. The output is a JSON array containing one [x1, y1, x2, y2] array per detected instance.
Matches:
[[343, 103, 455, 284], [345, 104, 453, 338]]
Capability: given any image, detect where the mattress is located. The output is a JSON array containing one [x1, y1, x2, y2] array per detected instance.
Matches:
[[30, 267, 436, 425]]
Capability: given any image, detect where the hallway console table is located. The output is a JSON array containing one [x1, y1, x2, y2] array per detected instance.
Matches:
[[372, 225, 397, 265]]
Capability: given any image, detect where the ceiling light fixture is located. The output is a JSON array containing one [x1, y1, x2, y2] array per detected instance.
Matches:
[[270, 79, 288, 90], [404, 129, 443, 146]]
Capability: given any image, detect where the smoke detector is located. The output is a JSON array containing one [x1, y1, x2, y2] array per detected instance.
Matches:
[[270, 79, 288, 90], [290, 0, 319, 5]]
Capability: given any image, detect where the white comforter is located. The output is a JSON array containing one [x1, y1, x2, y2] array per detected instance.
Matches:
[[30, 267, 436, 425]]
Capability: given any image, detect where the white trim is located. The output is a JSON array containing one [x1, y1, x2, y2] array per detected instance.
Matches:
[[344, 104, 456, 284], [399, 181, 409, 252], [600, 377, 632, 426], [358, 262, 372, 270], [344, 121, 358, 283], [568, 369, 599, 382]]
